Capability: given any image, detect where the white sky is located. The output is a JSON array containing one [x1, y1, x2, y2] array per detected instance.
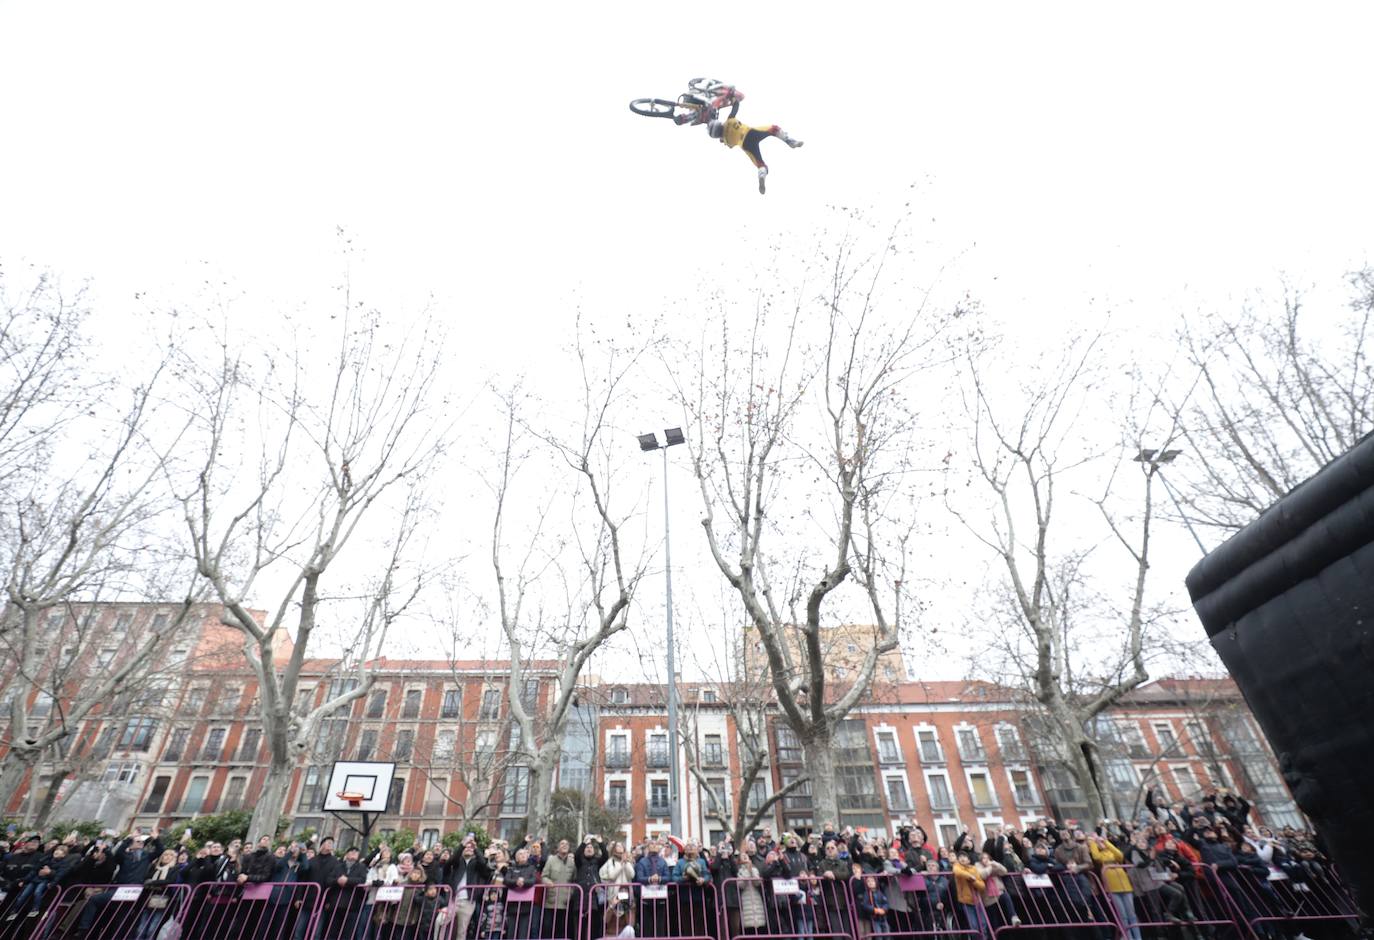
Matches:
[[2, 1, 1372, 680]]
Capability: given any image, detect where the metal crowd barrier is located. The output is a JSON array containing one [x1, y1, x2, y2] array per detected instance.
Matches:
[[458, 883, 585, 940], [178, 880, 321, 940], [1208, 864, 1362, 938], [309, 882, 452, 940], [843, 871, 976, 940], [589, 882, 715, 940], [716, 876, 851, 940], [1101, 863, 1241, 938], [31, 882, 191, 940], [1, 877, 66, 940], [983, 871, 1119, 940]]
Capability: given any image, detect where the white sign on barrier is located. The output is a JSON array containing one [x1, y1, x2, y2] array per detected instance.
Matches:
[[113, 886, 144, 902], [376, 886, 405, 902], [1022, 874, 1053, 889], [641, 885, 669, 900], [772, 878, 799, 895]]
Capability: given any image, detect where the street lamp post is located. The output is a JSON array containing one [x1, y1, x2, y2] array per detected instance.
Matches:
[[638, 427, 686, 838], [1134, 447, 1209, 555]]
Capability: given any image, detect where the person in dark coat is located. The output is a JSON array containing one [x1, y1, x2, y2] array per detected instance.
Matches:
[[503, 847, 541, 940]]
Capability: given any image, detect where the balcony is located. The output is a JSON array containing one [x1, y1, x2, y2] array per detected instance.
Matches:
[[646, 747, 670, 769], [877, 748, 903, 766], [702, 749, 725, 768], [1000, 743, 1028, 762], [783, 793, 813, 810], [1014, 787, 1039, 806], [423, 800, 447, 816], [887, 797, 913, 812], [608, 799, 629, 813], [919, 745, 944, 764], [836, 747, 871, 765], [973, 795, 1000, 810], [959, 745, 988, 763], [605, 752, 631, 770], [648, 800, 671, 817], [929, 794, 955, 812], [838, 793, 880, 810]]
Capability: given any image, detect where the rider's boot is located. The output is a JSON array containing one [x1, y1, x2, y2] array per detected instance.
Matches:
[[757, 166, 768, 194], [780, 131, 804, 148]]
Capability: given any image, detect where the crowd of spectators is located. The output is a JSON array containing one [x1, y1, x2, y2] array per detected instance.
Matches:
[[0, 786, 1353, 940]]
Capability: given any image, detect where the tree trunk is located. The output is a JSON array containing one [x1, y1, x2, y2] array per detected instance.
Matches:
[[250, 760, 293, 842], [1064, 730, 1109, 822], [30, 769, 69, 830], [801, 732, 838, 827], [522, 754, 555, 840], [0, 749, 37, 815]]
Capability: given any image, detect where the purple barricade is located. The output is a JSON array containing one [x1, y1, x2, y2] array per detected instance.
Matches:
[[717, 876, 850, 940], [1209, 863, 1362, 938], [1102, 862, 1243, 938], [178, 880, 322, 940], [983, 871, 1119, 940], [310, 883, 452, 940], [589, 882, 715, 940], [458, 883, 585, 940], [846, 871, 976, 940], [32, 882, 191, 940]]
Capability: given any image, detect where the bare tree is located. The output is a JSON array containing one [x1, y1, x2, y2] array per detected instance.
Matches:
[[0, 272, 199, 810], [488, 337, 648, 839], [953, 338, 1174, 821], [1174, 269, 1374, 531], [175, 304, 447, 841], [676, 225, 953, 822]]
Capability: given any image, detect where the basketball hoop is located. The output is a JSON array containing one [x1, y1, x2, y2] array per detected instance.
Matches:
[[336, 790, 366, 809]]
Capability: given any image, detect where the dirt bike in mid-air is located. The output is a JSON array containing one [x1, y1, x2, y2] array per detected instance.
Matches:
[[629, 77, 740, 125]]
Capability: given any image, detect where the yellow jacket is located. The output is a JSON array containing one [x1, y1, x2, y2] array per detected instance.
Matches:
[[721, 117, 771, 149], [953, 862, 986, 905], [1089, 840, 1132, 893]]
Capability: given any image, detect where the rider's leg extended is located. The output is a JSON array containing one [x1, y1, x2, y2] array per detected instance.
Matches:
[[741, 130, 770, 193], [759, 124, 803, 148]]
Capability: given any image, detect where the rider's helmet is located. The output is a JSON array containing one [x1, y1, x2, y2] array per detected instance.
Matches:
[[707, 119, 726, 140]]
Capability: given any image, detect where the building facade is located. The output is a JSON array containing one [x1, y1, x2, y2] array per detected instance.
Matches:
[[2, 603, 1302, 846]]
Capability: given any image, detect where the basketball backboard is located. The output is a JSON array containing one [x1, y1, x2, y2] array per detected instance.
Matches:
[[322, 761, 395, 813]]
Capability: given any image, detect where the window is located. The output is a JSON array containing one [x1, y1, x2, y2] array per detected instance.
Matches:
[[776, 726, 802, 762], [917, 729, 943, 763], [701, 689, 717, 703], [421, 829, 439, 849], [521, 679, 540, 710], [707, 778, 729, 814], [780, 771, 812, 809], [394, 729, 414, 762], [167, 646, 188, 665], [609, 687, 628, 705], [1009, 769, 1038, 805], [358, 729, 378, 761], [59, 646, 77, 669], [388, 777, 406, 814], [433, 731, 456, 762], [957, 729, 986, 762], [298, 766, 324, 811], [1107, 759, 1139, 790], [183, 686, 207, 714], [102, 761, 141, 785], [837, 766, 878, 809], [475, 730, 495, 759], [113, 613, 134, 634], [181, 776, 209, 814], [328, 678, 359, 699], [223, 776, 247, 811], [650, 779, 670, 814], [606, 735, 630, 769], [96, 649, 115, 669], [1154, 723, 1180, 755], [31, 692, 54, 719], [143, 775, 171, 813], [846, 643, 858, 654], [212, 685, 241, 714], [151, 613, 170, 632], [1184, 720, 1213, 754], [367, 690, 388, 719], [876, 731, 901, 764], [938, 822, 961, 848], [441, 689, 462, 719], [501, 767, 530, 815], [968, 771, 997, 808], [317, 718, 348, 760], [480, 689, 502, 719], [996, 726, 1026, 762], [1117, 722, 1150, 759], [886, 777, 912, 811], [1171, 765, 1199, 798], [703, 734, 724, 766], [92, 726, 116, 759], [238, 728, 262, 762], [294, 686, 316, 712], [647, 733, 669, 768], [45, 612, 65, 631], [926, 773, 954, 810], [747, 780, 767, 813], [608, 781, 628, 811], [202, 727, 227, 761], [119, 717, 158, 752], [164, 728, 189, 762], [424, 777, 449, 815], [402, 689, 422, 719]]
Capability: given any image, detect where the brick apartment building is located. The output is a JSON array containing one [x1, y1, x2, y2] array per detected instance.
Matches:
[[2, 603, 1302, 848]]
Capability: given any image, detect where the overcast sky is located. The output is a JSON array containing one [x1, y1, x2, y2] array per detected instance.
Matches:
[[2, 1, 1371, 680]]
